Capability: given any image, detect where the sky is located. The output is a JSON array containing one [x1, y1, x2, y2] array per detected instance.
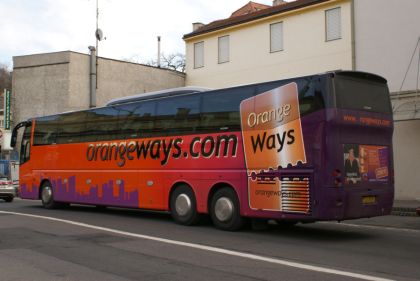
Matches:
[[0, 0, 286, 68]]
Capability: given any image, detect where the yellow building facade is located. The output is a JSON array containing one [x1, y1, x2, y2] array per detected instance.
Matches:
[[184, 0, 352, 88]]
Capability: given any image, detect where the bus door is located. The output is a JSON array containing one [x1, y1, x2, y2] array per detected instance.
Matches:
[[11, 121, 33, 196]]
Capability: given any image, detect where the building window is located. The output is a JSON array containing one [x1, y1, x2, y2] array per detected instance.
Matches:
[[325, 7, 341, 41], [218, 35, 230, 64], [194, 41, 204, 68], [270, 22, 283, 52]]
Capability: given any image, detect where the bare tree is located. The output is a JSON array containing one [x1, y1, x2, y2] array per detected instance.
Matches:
[[161, 53, 186, 73], [143, 53, 186, 73], [122, 53, 186, 73]]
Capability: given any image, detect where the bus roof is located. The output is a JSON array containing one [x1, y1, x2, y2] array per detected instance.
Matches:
[[106, 86, 212, 106], [26, 70, 388, 122]]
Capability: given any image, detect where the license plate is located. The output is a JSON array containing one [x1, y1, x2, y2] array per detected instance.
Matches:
[[362, 196, 376, 205]]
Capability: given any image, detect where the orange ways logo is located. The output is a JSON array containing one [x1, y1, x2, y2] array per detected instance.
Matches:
[[240, 83, 307, 211], [86, 134, 238, 167]]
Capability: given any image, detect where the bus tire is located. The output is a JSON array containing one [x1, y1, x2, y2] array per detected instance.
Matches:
[[210, 187, 244, 231], [170, 185, 200, 226], [41, 181, 61, 209]]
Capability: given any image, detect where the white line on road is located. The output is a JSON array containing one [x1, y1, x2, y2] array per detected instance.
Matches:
[[320, 222, 420, 234], [0, 210, 394, 281]]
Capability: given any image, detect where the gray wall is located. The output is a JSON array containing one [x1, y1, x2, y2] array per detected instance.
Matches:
[[12, 52, 71, 123], [393, 119, 420, 200], [12, 51, 185, 125], [354, 0, 420, 93], [354, 0, 420, 200]]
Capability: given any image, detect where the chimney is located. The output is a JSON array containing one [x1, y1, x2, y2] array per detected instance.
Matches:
[[192, 22, 204, 32], [88, 46, 97, 108], [273, 0, 287, 6]]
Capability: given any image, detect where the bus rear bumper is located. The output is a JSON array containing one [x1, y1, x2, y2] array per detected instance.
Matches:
[[316, 187, 394, 221], [342, 190, 393, 219]]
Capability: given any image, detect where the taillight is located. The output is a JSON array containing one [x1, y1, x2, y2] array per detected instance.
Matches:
[[390, 168, 394, 184], [333, 169, 342, 187], [0, 181, 12, 185]]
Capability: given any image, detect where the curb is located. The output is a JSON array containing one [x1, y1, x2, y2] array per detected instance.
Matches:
[[391, 207, 419, 217]]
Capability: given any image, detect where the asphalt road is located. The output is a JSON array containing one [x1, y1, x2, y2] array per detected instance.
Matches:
[[0, 199, 419, 281]]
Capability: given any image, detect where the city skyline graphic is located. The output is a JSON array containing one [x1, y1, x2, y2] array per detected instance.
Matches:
[[20, 176, 139, 207]]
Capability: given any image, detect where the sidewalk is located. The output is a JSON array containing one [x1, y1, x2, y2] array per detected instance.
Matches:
[[392, 199, 420, 216]]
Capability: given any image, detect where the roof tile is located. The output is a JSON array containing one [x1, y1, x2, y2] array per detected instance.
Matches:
[[183, 0, 329, 39]]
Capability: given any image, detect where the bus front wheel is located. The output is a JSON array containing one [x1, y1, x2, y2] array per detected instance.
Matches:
[[41, 182, 61, 209], [170, 185, 200, 226], [210, 187, 244, 231]]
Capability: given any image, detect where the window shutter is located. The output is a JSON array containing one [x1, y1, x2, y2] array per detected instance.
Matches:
[[326, 8, 341, 41], [270, 22, 283, 52], [194, 42, 204, 68], [218, 36, 230, 63]]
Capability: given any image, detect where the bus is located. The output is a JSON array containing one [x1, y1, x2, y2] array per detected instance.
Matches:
[[11, 71, 394, 231]]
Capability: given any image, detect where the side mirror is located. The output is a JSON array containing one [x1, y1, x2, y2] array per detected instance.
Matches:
[[11, 133, 17, 148], [11, 121, 31, 148]]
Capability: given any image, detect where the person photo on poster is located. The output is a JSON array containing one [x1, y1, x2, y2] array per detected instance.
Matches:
[[344, 144, 361, 184]]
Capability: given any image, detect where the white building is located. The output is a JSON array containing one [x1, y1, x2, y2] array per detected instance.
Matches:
[[183, 0, 420, 200]]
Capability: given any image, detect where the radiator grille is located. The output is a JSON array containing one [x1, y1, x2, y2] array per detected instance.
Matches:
[[280, 177, 311, 214]]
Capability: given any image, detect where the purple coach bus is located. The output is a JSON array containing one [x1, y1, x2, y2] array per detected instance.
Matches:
[[13, 70, 393, 231]]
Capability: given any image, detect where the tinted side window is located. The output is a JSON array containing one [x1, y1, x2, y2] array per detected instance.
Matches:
[[33, 116, 60, 145], [56, 111, 87, 144], [119, 101, 156, 139], [255, 77, 325, 117], [297, 77, 325, 116], [156, 95, 200, 135], [201, 88, 254, 132], [85, 107, 120, 142]]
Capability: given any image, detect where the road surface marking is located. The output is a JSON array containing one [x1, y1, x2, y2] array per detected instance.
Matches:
[[320, 222, 420, 234], [0, 210, 394, 281]]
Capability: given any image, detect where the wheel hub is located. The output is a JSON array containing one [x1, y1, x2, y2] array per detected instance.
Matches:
[[175, 194, 191, 217], [42, 186, 52, 203], [214, 197, 234, 222]]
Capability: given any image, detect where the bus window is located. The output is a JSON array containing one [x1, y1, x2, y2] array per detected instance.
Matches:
[[200, 87, 253, 132], [156, 95, 200, 136], [86, 107, 121, 142], [33, 116, 59, 145], [56, 111, 87, 144], [298, 77, 325, 116], [255, 77, 326, 117], [120, 101, 156, 138], [334, 74, 391, 113]]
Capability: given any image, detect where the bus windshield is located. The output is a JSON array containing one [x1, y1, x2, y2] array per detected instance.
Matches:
[[334, 73, 391, 113]]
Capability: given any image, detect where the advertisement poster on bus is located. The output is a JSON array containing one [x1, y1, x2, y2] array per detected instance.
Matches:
[[240, 83, 308, 212], [343, 144, 389, 184]]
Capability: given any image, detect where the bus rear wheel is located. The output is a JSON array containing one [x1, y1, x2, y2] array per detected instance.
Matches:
[[170, 185, 200, 226], [210, 187, 244, 231], [41, 182, 61, 209]]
